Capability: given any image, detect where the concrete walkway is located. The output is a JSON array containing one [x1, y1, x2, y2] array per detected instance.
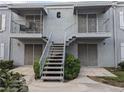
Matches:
[[11, 66, 124, 92], [81, 67, 117, 77]]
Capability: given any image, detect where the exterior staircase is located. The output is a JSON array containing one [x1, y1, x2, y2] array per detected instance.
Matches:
[[41, 43, 64, 81], [66, 36, 76, 46]]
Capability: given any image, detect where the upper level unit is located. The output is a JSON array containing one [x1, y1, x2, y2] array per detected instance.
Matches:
[[9, 2, 113, 40], [9, 4, 47, 39], [70, 1, 112, 40]]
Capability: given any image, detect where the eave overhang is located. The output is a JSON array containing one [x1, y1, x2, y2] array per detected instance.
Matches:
[[8, 4, 48, 15], [74, 1, 112, 14]]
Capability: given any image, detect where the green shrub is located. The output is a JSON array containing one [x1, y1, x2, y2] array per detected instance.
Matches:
[[118, 61, 124, 70], [0, 69, 28, 92], [0, 60, 14, 70], [33, 58, 40, 79], [64, 54, 80, 80]]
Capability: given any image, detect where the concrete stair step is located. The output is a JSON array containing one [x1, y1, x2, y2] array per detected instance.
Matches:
[[49, 52, 63, 54], [41, 76, 63, 80], [52, 45, 64, 47], [50, 47, 63, 50], [42, 71, 63, 74], [45, 62, 63, 65], [48, 56, 63, 58], [44, 66, 63, 69], [47, 59, 63, 61], [50, 47, 63, 49], [49, 50, 63, 52], [53, 43, 64, 45]]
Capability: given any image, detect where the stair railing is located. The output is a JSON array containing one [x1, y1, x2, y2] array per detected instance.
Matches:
[[62, 32, 66, 81], [64, 22, 76, 41], [39, 32, 53, 76]]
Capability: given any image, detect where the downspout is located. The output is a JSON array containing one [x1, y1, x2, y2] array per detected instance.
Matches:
[[112, 2, 118, 68], [9, 10, 12, 60]]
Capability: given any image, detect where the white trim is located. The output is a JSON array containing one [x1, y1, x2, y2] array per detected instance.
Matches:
[[75, 10, 79, 33], [120, 11, 124, 29], [120, 43, 124, 61], [0, 43, 5, 60], [96, 14, 98, 32], [2, 14, 6, 31], [33, 44, 34, 64], [46, 6, 73, 9], [86, 14, 88, 33]]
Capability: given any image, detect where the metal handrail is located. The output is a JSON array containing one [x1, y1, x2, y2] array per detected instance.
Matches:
[[62, 32, 66, 81], [64, 22, 76, 32], [64, 23, 76, 40], [64, 18, 111, 39], [39, 32, 53, 76]]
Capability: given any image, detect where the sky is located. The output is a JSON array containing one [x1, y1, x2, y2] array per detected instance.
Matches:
[[0, 0, 124, 4]]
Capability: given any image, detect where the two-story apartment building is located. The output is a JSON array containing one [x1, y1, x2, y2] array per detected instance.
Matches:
[[0, 1, 124, 80]]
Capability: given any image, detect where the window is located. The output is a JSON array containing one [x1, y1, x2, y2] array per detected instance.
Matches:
[[0, 43, 4, 60], [57, 12, 61, 18], [121, 43, 124, 61], [0, 15, 2, 30], [0, 14, 6, 32], [120, 11, 124, 29]]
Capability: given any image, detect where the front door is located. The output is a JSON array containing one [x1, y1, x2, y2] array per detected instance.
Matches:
[[78, 44, 97, 66]]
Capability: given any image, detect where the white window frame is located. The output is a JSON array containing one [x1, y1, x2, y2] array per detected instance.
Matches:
[[0, 14, 6, 32], [0, 43, 4, 60], [79, 14, 97, 33], [120, 11, 124, 30]]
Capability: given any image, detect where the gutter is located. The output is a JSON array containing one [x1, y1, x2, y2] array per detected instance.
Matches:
[[112, 1, 118, 68]]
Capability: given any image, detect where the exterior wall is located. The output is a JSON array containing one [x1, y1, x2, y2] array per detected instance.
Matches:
[[10, 39, 24, 65], [114, 5, 124, 65], [0, 8, 11, 60], [44, 6, 76, 43]]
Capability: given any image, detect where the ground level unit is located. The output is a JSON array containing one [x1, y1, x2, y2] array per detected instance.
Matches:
[[10, 37, 115, 67]]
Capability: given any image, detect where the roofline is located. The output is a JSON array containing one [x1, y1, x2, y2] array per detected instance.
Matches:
[[0, 1, 118, 8]]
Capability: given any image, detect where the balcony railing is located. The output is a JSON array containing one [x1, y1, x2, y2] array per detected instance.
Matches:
[[78, 18, 110, 33], [11, 19, 43, 34], [64, 18, 111, 40]]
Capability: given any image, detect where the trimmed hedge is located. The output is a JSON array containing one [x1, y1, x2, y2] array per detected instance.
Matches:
[[33, 58, 40, 79], [64, 54, 80, 80], [0, 60, 14, 70], [118, 61, 124, 70]]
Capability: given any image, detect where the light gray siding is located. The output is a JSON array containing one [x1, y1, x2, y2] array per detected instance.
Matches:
[[0, 8, 11, 60], [44, 6, 76, 43]]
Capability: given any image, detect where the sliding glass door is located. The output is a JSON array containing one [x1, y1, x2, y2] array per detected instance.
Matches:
[[78, 14, 97, 33]]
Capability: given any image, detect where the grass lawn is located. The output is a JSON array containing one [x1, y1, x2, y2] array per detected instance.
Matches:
[[89, 68, 124, 88]]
